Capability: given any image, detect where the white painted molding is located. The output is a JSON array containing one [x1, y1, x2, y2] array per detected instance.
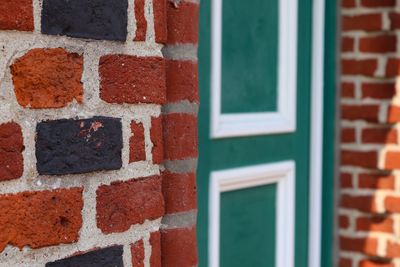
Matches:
[[210, 0, 298, 138], [209, 161, 295, 267], [308, 0, 325, 267]]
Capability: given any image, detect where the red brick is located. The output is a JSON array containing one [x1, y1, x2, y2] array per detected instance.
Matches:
[[342, 14, 382, 31], [340, 236, 378, 255], [0, 122, 24, 181], [150, 231, 161, 267], [341, 194, 378, 212], [341, 105, 379, 122], [362, 83, 395, 100], [385, 58, 400, 77], [356, 216, 393, 233], [358, 173, 395, 190], [360, 35, 396, 53], [0, 0, 34, 31], [99, 55, 166, 104], [342, 82, 355, 98], [340, 258, 353, 267], [386, 241, 400, 257], [390, 13, 400, 30], [341, 128, 356, 143], [360, 260, 394, 267], [342, 37, 355, 52], [362, 128, 397, 144], [167, 2, 199, 44], [10, 48, 83, 109], [341, 173, 353, 188], [166, 60, 199, 103], [153, 0, 167, 43], [387, 105, 400, 123], [341, 150, 377, 169], [384, 151, 400, 169], [131, 239, 145, 267], [341, 59, 377, 76], [384, 196, 400, 212], [161, 227, 198, 267], [339, 215, 350, 229], [130, 121, 146, 163], [96, 176, 164, 234], [151, 117, 163, 164], [162, 171, 197, 214], [134, 0, 147, 41], [163, 114, 198, 160], [0, 188, 83, 252], [361, 0, 395, 7], [342, 0, 356, 8]]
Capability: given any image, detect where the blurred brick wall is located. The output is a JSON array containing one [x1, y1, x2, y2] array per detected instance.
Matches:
[[340, 0, 400, 266]]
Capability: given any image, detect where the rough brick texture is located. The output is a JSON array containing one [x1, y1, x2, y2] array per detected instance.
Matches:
[[36, 117, 123, 175], [339, 0, 400, 265], [46, 246, 123, 267], [41, 0, 128, 41], [0, 188, 83, 252], [0, 122, 24, 181], [99, 55, 166, 104], [0, 0, 199, 265], [0, 0, 34, 31], [96, 176, 164, 233], [10, 48, 83, 109]]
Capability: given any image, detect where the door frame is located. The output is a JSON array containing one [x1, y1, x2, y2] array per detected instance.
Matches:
[[203, 0, 338, 266]]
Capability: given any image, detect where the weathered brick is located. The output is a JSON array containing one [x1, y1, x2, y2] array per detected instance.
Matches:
[[36, 117, 122, 175], [339, 215, 350, 229], [163, 114, 198, 160], [99, 55, 166, 104], [341, 194, 378, 212], [46, 246, 123, 267], [41, 0, 128, 41], [150, 231, 161, 267], [10, 48, 83, 109], [341, 59, 378, 76], [342, 37, 355, 52], [362, 127, 397, 144], [0, 188, 83, 252], [361, 0, 395, 7], [162, 171, 197, 214], [356, 216, 393, 233], [166, 60, 199, 103], [0, 122, 24, 181], [96, 176, 164, 233], [385, 58, 400, 77], [340, 236, 378, 255], [359, 35, 396, 53], [130, 121, 146, 163], [341, 128, 356, 143], [131, 239, 145, 267], [342, 14, 382, 31], [362, 83, 395, 100], [340, 173, 353, 188], [340, 258, 353, 267], [341, 82, 355, 98], [134, 0, 147, 41], [390, 12, 400, 30], [341, 150, 377, 168], [342, 0, 356, 8], [341, 105, 380, 122], [167, 1, 199, 44], [151, 117, 164, 164], [161, 227, 198, 267], [153, 0, 167, 43], [0, 0, 34, 31], [358, 173, 395, 190]]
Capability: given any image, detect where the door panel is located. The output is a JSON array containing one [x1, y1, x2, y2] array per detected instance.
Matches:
[[198, 0, 313, 266]]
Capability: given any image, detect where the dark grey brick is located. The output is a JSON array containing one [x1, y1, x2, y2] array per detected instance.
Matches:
[[46, 246, 124, 267], [36, 117, 123, 175], [41, 0, 128, 41]]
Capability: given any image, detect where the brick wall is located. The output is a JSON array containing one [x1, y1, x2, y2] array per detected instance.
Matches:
[[0, 0, 198, 266], [340, 0, 400, 266]]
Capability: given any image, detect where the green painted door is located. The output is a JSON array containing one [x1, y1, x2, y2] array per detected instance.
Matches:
[[197, 0, 336, 266]]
